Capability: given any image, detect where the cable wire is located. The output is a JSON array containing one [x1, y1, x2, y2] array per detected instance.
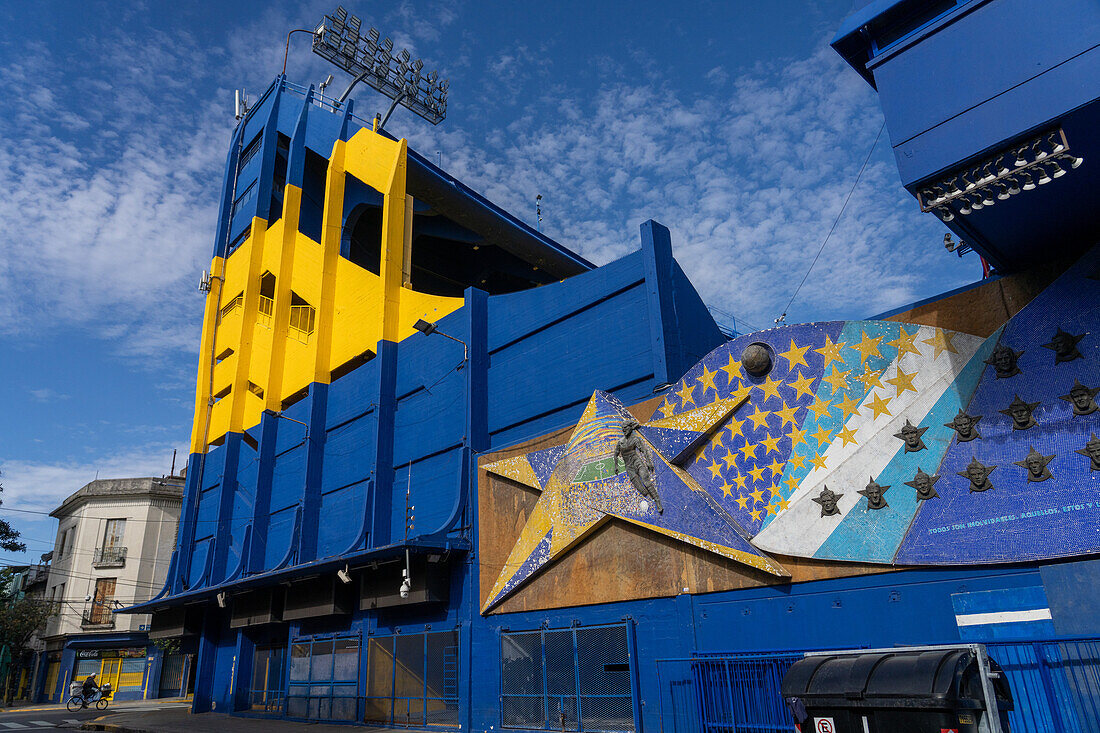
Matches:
[[776, 120, 887, 323]]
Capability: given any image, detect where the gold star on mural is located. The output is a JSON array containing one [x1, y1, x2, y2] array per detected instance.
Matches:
[[888, 327, 922, 360], [732, 474, 747, 491], [773, 403, 801, 428], [821, 365, 851, 395], [735, 493, 749, 509], [696, 365, 719, 395], [676, 381, 696, 408], [768, 457, 785, 477], [788, 425, 809, 449], [808, 452, 828, 471], [739, 442, 759, 461], [749, 486, 766, 504], [726, 414, 745, 440], [748, 465, 766, 483], [708, 460, 723, 479], [750, 507, 762, 521], [854, 368, 884, 391], [811, 423, 833, 446], [775, 496, 790, 511], [851, 330, 884, 364], [835, 425, 858, 446], [784, 473, 800, 491], [815, 335, 846, 369], [787, 453, 806, 470], [760, 433, 782, 455], [657, 400, 676, 418], [709, 429, 726, 451], [887, 366, 918, 397], [719, 481, 734, 497], [834, 392, 862, 420], [722, 450, 738, 469], [864, 392, 893, 420], [758, 375, 784, 402], [779, 339, 812, 372], [922, 328, 958, 359], [806, 398, 835, 421], [719, 354, 742, 384], [788, 372, 817, 401], [765, 502, 777, 517], [747, 405, 772, 430]]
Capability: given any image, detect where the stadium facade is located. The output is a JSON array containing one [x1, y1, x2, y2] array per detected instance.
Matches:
[[91, 0, 1100, 729]]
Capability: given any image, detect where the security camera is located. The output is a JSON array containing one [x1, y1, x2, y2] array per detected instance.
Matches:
[[85, 595, 92, 602], [399, 568, 411, 599], [337, 566, 352, 584]]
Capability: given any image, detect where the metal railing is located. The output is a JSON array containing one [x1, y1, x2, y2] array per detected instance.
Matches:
[[92, 546, 126, 568], [220, 294, 243, 318], [654, 636, 1100, 733], [248, 689, 284, 714]]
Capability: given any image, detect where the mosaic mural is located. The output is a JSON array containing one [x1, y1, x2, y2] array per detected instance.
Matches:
[[483, 248, 1100, 609]]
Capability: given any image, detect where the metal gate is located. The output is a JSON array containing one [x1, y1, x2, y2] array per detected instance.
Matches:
[[501, 623, 637, 733], [159, 654, 185, 698]]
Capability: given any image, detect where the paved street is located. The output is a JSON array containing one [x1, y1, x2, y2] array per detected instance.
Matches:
[[78, 707, 436, 732], [0, 701, 190, 730]]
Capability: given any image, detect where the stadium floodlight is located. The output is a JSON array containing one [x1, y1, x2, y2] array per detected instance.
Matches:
[[312, 5, 449, 128]]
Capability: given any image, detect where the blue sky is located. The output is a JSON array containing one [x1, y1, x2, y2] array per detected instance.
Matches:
[[0, 0, 980, 563]]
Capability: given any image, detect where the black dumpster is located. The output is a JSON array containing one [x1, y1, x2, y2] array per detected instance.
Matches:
[[780, 647, 1013, 733]]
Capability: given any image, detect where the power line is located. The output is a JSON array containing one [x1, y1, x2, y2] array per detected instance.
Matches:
[[776, 120, 887, 323]]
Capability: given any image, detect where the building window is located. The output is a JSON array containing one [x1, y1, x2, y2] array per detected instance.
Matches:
[[86, 578, 116, 626], [94, 519, 127, 567], [501, 623, 635, 732]]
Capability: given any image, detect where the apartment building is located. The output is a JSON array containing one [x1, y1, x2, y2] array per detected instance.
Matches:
[[38, 476, 185, 702]]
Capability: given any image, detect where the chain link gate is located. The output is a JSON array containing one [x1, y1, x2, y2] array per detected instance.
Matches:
[[501, 622, 637, 732]]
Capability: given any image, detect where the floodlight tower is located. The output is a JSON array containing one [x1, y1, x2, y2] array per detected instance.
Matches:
[[311, 5, 450, 130]]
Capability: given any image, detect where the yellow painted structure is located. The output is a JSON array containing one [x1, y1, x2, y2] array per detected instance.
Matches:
[[190, 128, 464, 453]]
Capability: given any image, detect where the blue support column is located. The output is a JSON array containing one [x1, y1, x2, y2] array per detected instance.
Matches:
[[298, 383, 330, 562], [248, 411, 279, 573], [368, 340, 399, 548], [174, 453, 205, 593], [210, 434, 243, 584], [640, 220, 679, 387], [191, 610, 221, 713]]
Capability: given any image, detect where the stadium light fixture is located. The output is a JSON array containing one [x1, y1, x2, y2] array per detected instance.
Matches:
[[312, 5, 449, 128]]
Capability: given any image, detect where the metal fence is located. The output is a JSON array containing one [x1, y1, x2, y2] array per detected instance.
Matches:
[[501, 623, 636, 732], [655, 637, 1100, 733]]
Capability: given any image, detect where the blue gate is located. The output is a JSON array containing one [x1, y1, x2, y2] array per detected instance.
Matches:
[[655, 637, 1100, 733]]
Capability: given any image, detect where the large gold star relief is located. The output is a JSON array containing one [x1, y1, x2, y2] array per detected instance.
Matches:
[[480, 390, 787, 612]]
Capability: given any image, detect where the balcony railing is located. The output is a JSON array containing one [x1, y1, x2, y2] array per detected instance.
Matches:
[[81, 604, 115, 628], [258, 294, 274, 327], [92, 546, 127, 568]]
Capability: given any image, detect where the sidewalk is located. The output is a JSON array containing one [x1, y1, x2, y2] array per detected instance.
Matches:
[[82, 708, 436, 733], [0, 697, 190, 715]]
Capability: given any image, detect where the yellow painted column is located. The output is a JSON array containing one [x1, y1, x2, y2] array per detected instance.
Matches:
[[312, 140, 348, 385], [190, 255, 227, 455], [228, 218, 269, 433], [265, 185, 303, 411], [378, 139, 408, 343]]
